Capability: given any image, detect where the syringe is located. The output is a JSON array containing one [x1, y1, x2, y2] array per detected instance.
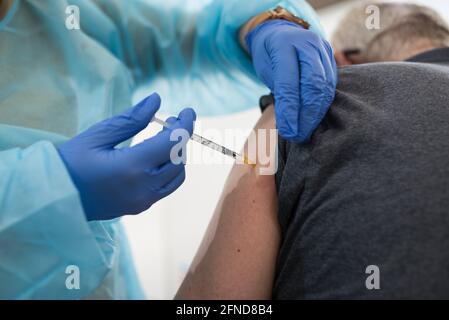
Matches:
[[152, 117, 253, 165]]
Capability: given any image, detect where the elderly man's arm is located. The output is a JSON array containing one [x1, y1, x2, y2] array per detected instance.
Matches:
[[176, 106, 280, 300]]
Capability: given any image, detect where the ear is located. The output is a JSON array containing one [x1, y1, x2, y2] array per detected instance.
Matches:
[[335, 51, 353, 66]]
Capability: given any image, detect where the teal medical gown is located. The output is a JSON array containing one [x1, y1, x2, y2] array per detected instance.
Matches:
[[0, 0, 324, 299]]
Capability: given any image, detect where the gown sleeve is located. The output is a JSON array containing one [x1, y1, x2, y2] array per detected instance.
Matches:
[[0, 141, 112, 299], [71, 0, 325, 115]]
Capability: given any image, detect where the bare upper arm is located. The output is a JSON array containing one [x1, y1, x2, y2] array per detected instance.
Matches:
[[176, 106, 279, 300], [0, 0, 14, 21]]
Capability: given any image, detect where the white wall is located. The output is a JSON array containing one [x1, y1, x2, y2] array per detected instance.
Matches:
[[123, 0, 449, 300]]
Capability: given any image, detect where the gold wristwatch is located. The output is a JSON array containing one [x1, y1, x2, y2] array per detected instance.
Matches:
[[240, 6, 311, 52]]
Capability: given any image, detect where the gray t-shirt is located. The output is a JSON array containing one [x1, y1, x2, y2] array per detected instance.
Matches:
[[274, 48, 449, 299]]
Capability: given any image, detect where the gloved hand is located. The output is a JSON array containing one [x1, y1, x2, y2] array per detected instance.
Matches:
[[246, 20, 338, 143], [58, 93, 196, 221]]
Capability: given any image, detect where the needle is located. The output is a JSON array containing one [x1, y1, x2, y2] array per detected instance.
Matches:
[[152, 117, 254, 166]]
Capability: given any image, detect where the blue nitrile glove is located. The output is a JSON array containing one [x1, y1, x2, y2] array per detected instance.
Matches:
[[246, 20, 338, 143], [58, 93, 196, 221]]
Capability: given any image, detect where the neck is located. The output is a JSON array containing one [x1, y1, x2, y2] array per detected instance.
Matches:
[[401, 44, 440, 61], [394, 38, 441, 61]]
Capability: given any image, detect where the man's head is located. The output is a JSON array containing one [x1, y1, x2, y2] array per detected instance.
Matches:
[[332, 1, 449, 65]]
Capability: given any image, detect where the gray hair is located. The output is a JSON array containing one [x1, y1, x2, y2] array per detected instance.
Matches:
[[332, 1, 449, 61]]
